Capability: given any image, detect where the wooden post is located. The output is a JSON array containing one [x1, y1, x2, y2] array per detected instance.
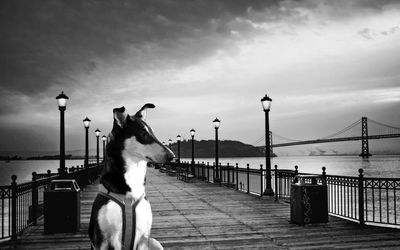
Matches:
[[358, 168, 365, 225], [236, 163, 239, 190], [11, 175, 17, 241], [260, 164, 263, 197], [274, 165, 278, 202], [247, 164, 250, 194], [32, 172, 38, 226]]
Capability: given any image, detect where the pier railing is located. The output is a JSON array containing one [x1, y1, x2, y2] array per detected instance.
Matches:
[[167, 161, 400, 228], [0, 160, 103, 240]]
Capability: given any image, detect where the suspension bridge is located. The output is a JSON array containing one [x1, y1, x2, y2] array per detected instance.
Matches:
[[254, 117, 400, 157]]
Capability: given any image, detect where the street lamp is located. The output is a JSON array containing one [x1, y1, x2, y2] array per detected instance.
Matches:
[[83, 117, 91, 168], [213, 118, 221, 183], [190, 129, 195, 175], [56, 91, 69, 176], [102, 135, 107, 163], [95, 128, 101, 167], [177, 135, 181, 163], [261, 94, 274, 196], [168, 139, 172, 149]]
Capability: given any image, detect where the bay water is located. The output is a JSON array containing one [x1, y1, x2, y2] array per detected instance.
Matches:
[[1, 155, 399, 186]]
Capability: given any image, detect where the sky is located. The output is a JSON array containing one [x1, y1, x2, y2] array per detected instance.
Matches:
[[0, 0, 400, 155]]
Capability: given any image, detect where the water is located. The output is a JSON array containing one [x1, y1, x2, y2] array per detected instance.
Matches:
[[182, 155, 400, 178], [0, 159, 84, 186], [0, 156, 399, 186]]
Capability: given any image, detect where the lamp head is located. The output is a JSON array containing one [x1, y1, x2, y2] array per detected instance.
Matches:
[[261, 94, 272, 111], [102, 135, 107, 141], [177, 135, 181, 141], [56, 91, 69, 110], [190, 128, 195, 137], [213, 118, 221, 129], [83, 117, 91, 128], [95, 128, 101, 137]]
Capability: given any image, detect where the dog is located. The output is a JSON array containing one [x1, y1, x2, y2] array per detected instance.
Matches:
[[89, 104, 174, 250]]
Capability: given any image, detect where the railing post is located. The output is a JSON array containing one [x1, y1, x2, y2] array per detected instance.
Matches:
[[322, 167, 327, 185], [11, 175, 17, 241], [236, 163, 239, 190], [219, 163, 222, 185], [247, 164, 250, 194], [260, 164, 263, 197], [358, 168, 365, 225], [294, 165, 298, 176], [274, 165, 278, 202], [227, 163, 230, 186], [32, 172, 38, 226], [207, 162, 210, 182]]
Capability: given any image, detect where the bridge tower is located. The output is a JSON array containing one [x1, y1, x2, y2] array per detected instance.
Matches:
[[269, 131, 273, 156], [359, 117, 371, 157]]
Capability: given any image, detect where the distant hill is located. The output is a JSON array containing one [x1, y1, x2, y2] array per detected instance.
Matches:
[[1, 140, 274, 159], [170, 140, 274, 158]]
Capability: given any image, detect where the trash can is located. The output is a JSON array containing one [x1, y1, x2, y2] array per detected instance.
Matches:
[[290, 175, 328, 225], [44, 180, 81, 233]]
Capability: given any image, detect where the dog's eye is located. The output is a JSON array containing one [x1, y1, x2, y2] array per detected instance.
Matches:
[[140, 130, 148, 138]]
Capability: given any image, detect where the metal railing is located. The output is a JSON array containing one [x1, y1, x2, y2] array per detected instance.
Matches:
[[0, 161, 103, 240], [165, 161, 400, 228]]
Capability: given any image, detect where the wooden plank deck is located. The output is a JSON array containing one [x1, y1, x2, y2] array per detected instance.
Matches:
[[2, 167, 400, 249]]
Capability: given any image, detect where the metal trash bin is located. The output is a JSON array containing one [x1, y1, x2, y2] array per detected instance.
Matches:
[[290, 175, 328, 225], [44, 179, 81, 233]]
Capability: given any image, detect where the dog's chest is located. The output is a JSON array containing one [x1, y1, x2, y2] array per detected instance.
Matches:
[[97, 195, 153, 247]]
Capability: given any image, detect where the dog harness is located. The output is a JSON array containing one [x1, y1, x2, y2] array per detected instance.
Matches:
[[98, 185, 145, 250]]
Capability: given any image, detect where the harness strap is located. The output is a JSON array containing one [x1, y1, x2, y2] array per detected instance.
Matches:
[[98, 185, 145, 250]]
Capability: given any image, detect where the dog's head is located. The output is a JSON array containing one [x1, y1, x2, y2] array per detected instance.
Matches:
[[109, 104, 175, 164]]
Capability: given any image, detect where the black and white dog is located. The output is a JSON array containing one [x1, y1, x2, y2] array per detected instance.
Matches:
[[89, 104, 174, 250]]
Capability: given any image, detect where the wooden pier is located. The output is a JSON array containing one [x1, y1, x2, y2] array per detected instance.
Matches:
[[2, 167, 400, 249]]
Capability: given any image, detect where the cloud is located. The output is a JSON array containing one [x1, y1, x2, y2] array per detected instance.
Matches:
[[1, 0, 400, 151]]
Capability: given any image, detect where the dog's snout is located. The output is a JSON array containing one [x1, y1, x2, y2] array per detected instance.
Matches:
[[166, 148, 175, 162]]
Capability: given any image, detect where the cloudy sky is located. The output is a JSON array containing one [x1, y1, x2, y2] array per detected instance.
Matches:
[[1, 0, 399, 154]]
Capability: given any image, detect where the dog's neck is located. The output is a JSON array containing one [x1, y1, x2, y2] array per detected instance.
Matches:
[[123, 159, 147, 201]]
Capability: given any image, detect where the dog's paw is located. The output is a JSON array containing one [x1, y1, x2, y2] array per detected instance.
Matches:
[[149, 238, 163, 250]]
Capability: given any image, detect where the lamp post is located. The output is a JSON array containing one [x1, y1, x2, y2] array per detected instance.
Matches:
[[177, 135, 181, 163], [213, 118, 221, 183], [261, 94, 274, 196], [83, 117, 91, 168], [168, 139, 172, 149], [102, 135, 107, 163], [190, 129, 195, 175], [95, 128, 101, 167], [56, 91, 69, 176]]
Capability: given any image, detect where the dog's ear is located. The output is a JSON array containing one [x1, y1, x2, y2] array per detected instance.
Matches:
[[135, 103, 155, 121], [113, 106, 128, 128]]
